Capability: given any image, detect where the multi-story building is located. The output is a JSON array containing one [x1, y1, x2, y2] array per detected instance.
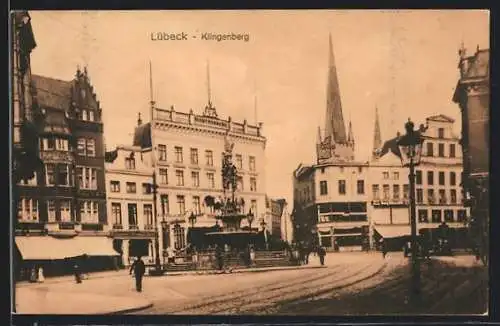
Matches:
[[11, 11, 40, 186], [292, 35, 370, 251], [105, 144, 156, 266], [452, 45, 489, 261], [264, 197, 287, 239], [15, 68, 116, 278], [370, 112, 469, 248], [132, 98, 266, 255]]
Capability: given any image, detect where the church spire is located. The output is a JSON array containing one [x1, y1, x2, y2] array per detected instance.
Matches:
[[203, 60, 218, 117], [373, 106, 382, 157], [324, 33, 347, 144], [347, 120, 354, 144]]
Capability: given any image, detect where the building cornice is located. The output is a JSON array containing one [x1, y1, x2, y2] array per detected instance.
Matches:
[[152, 120, 266, 144], [105, 168, 152, 176]]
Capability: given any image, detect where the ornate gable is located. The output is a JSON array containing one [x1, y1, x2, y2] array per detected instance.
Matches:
[[426, 114, 455, 123]]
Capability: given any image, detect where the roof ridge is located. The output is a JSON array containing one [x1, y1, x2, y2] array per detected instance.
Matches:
[[32, 74, 73, 84]]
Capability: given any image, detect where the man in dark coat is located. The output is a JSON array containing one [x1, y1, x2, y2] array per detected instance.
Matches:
[[318, 246, 326, 266], [129, 256, 146, 292], [215, 245, 224, 270]]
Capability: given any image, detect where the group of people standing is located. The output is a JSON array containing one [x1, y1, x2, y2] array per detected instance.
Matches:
[[290, 245, 327, 266]]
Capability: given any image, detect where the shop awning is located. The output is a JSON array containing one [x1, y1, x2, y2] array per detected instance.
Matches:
[[15, 236, 83, 260], [374, 225, 411, 239], [74, 236, 120, 256], [15, 236, 119, 260]]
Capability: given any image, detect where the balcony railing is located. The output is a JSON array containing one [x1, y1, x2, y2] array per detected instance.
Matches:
[[129, 225, 139, 230], [144, 224, 155, 230], [59, 222, 75, 230], [81, 223, 104, 231], [319, 214, 368, 223], [113, 224, 123, 230]]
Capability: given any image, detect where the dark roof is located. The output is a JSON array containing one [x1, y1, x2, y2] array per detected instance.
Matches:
[[465, 49, 489, 79], [105, 149, 118, 163], [32, 75, 73, 110], [40, 108, 70, 135], [132, 123, 152, 148], [377, 136, 401, 159]]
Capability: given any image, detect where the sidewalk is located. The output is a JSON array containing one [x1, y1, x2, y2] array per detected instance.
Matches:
[[17, 262, 325, 288], [15, 263, 325, 314], [15, 285, 152, 314]]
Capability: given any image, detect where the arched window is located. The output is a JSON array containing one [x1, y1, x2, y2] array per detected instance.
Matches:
[[173, 224, 185, 250]]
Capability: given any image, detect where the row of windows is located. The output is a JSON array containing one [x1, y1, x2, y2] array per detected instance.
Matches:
[[418, 209, 467, 223], [18, 165, 100, 189], [110, 173, 258, 192], [319, 180, 365, 196], [415, 170, 458, 186], [416, 188, 462, 205], [78, 109, 97, 122], [156, 145, 257, 171], [425, 142, 457, 158], [17, 198, 99, 223], [157, 194, 259, 218], [110, 203, 153, 228], [39, 136, 96, 158], [40, 137, 69, 152], [372, 184, 409, 201]]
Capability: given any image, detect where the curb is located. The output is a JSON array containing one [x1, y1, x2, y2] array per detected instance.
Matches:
[[106, 302, 154, 315], [151, 265, 322, 277]]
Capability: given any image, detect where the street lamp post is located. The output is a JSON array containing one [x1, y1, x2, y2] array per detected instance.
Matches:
[[189, 211, 197, 228], [247, 209, 254, 231], [397, 118, 425, 300], [151, 171, 162, 274]]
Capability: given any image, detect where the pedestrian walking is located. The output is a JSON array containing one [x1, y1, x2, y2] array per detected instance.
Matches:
[[74, 263, 82, 284], [29, 266, 37, 283], [215, 245, 224, 271], [318, 246, 326, 266], [380, 239, 387, 258], [129, 256, 146, 292], [37, 267, 45, 283]]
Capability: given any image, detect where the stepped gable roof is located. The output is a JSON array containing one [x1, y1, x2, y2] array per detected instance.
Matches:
[[132, 122, 152, 148], [465, 49, 489, 79], [32, 75, 73, 111]]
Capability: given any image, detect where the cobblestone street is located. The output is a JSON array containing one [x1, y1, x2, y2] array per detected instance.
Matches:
[[15, 252, 487, 315]]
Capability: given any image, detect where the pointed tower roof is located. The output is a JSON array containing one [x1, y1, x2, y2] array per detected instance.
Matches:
[[317, 126, 322, 144], [347, 121, 354, 143], [373, 106, 382, 152], [324, 33, 348, 144]]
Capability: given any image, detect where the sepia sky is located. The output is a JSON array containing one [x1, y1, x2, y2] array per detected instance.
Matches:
[[29, 10, 489, 204]]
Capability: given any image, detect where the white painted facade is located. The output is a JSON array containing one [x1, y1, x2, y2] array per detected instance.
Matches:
[[369, 115, 469, 239], [148, 106, 267, 253], [105, 145, 156, 266]]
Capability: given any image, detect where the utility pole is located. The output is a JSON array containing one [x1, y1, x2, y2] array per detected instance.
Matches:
[[149, 60, 162, 274]]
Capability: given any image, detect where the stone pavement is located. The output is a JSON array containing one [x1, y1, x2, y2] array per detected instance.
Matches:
[[14, 258, 328, 314], [15, 286, 153, 315]]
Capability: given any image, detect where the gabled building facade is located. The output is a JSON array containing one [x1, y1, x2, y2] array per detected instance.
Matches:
[[370, 114, 469, 249], [105, 145, 156, 266], [15, 68, 116, 278]]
